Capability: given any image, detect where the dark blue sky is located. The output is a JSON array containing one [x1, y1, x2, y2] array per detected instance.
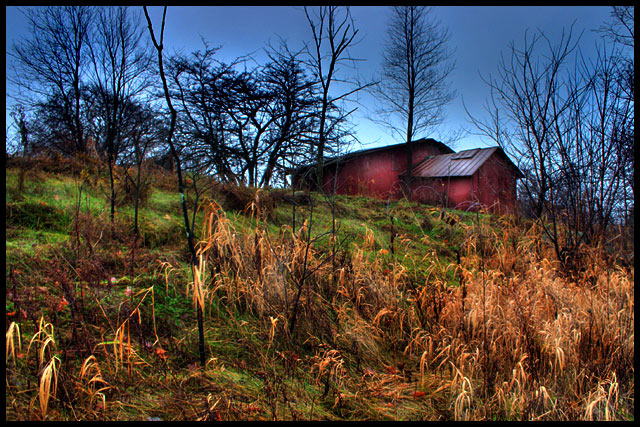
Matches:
[[5, 6, 614, 151]]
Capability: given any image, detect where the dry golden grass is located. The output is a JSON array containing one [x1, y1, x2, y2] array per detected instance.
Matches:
[[395, 217, 634, 420], [27, 316, 56, 367], [6, 321, 22, 366], [12, 316, 62, 419], [76, 355, 111, 410], [96, 286, 158, 377], [279, 204, 629, 417], [38, 354, 60, 418], [127, 204, 636, 420]]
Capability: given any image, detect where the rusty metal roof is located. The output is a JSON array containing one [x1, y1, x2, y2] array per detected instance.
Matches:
[[408, 146, 523, 179]]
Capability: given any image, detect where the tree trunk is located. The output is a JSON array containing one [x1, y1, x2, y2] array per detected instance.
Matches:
[[144, 6, 205, 367]]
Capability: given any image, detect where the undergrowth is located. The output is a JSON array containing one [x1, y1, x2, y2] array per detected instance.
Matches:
[[5, 156, 634, 421]]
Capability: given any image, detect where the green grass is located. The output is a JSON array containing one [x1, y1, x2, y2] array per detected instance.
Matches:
[[6, 226, 69, 256]]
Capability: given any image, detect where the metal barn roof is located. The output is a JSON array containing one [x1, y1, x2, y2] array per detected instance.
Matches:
[[408, 147, 523, 179]]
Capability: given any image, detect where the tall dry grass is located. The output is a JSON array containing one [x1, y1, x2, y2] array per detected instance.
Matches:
[[21, 317, 61, 419], [6, 321, 22, 366], [158, 200, 633, 420], [401, 217, 634, 420]]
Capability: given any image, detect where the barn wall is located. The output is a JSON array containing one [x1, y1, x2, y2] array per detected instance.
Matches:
[[410, 153, 520, 213], [322, 141, 449, 198], [411, 177, 474, 209], [323, 149, 397, 197], [474, 153, 519, 214]]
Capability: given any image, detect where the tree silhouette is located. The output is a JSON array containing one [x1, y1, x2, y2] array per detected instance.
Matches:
[[373, 6, 455, 199]]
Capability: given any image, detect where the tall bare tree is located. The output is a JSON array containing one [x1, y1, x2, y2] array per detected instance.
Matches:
[[373, 6, 455, 199], [87, 6, 153, 228], [9, 6, 95, 155], [467, 26, 583, 262], [119, 99, 164, 239], [169, 41, 319, 188], [468, 27, 580, 220], [599, 6, 634, 49], [259, 42, 319, 188], [575, 40, 632, 242], [303, 6, 372, 188], [143, 6, 206, 367], [598, 6, 634, 226], [167, 45, 242, 184]]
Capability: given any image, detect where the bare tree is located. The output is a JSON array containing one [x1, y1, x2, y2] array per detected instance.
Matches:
[[466, 27, 584, 262], [169, 41, 319, 188], [598, 6, 634, 226], [258, 42, 319, 188], [373, 6, 455, 199], [168, 45, 242, 184], [467, 23, 633, 265], [9, 106, 30, 157], [575, 39, 633, 242], [8, 6, 95, 155], [303, 6, 373, 188], [468, 27, 580, 219], [223, 67, 278, 187], [87, 6, 153, 229], [119, 99, 164, 239], [24, 88, 94, 156], [9, 105, 33, 192], [598, 6, 634, 49], [143, 6, 206, 367]]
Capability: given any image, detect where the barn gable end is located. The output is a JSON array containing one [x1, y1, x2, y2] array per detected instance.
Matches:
[[405, 146, 522, 213]]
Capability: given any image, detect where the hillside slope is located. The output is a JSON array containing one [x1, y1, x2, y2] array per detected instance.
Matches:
[[5, 156, 634, 421]]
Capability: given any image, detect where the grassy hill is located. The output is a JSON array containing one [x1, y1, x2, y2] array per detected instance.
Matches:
[[5, 155, 634, 421]]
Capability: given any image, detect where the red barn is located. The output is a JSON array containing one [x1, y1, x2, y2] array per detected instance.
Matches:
[[406, 146, 524, 214], [293, 139, 523, 214]]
